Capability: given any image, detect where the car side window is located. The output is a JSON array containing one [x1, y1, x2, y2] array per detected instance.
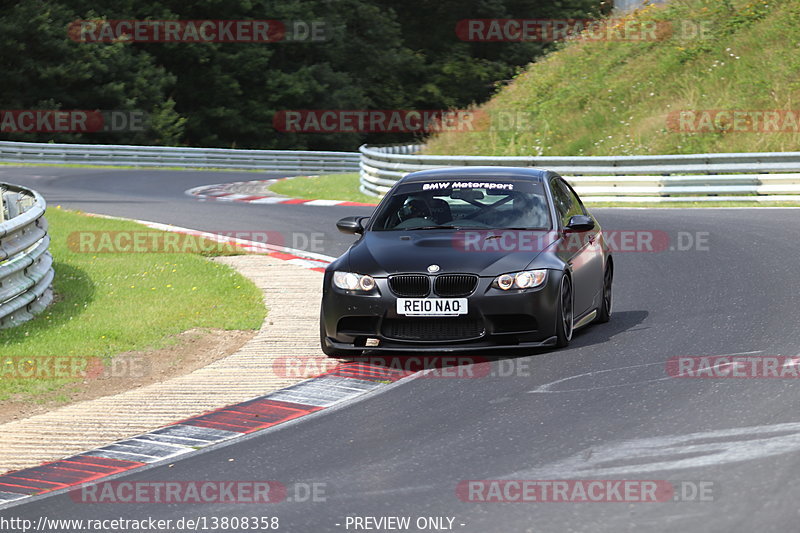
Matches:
[[551, 178, 586, 228], [550, 178, 572, 227], [559, 179, 587, 217]]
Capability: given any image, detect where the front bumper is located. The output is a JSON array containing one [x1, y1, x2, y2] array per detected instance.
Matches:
[[321, 271, 562, 353]]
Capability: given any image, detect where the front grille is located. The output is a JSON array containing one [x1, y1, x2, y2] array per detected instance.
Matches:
[[434, 274, 478, 297], [382, 318, 485, 341], [389, 275, 430, 297]]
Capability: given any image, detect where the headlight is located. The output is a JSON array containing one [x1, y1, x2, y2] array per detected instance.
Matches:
[[492, 269, 547, 290], [333, 271, 376, 291]]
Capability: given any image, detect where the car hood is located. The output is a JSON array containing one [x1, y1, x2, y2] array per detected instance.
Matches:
[[345, 230, 557, 276]]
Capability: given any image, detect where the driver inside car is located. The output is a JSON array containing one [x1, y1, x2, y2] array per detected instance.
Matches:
[[398, 196, 434, 223]]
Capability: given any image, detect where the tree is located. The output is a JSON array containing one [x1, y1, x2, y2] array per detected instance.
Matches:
[[0, 0, 606, 149], [0, 0, 179, 145]]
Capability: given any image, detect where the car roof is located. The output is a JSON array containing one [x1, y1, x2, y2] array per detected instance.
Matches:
[[399, 166, 550, 184]]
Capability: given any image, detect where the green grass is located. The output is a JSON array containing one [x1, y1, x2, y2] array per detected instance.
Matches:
[[426, 0, 800, 156], [269, 173, 378, 204], [0, 209, 266, 402]]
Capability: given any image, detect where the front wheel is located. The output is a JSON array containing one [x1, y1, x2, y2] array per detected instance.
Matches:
[[555, 274, 574, 348], [595, 262, 613, 324]]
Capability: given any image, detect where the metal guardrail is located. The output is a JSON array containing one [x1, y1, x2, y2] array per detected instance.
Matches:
[[614, 0, 669, 12], [0, 184, 54, 328], [0, 140, 360, 173], [359, 144, 800, 202]]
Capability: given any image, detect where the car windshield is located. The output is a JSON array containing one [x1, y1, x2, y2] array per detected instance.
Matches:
[[370, 179, 551, 231]]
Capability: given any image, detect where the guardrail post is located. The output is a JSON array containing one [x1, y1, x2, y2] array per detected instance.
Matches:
[[3, 192, 20, 219]]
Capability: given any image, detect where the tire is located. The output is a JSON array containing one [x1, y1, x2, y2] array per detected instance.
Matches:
[[555, 274, 574, 348], [595, 261, 613, 324], [319, 312, 351, 358]]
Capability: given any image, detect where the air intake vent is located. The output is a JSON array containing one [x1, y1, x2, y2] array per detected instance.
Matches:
[[382, 319, 485, 341]]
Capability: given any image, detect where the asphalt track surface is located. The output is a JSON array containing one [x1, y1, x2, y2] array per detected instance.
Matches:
[[3, 165, 800, 532]]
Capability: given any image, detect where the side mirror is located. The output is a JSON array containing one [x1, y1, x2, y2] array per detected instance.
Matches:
[[336, 216, 368, 234], [565, 214, 595, 232]]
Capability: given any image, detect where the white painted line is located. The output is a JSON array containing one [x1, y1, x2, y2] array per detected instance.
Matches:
[[286, 258, 329, 269], [304, 199, 344, 206], [150, 424, 241, 443], [91, 440, 195, 462], [0, 492, 28, 502], [266, 379, 379, 407], [310, 376, 383, 391], [124, 438, 193, 452], [84, 449, 163, 463], [134, 434, 211, 447], [247, 197, 287, 204]]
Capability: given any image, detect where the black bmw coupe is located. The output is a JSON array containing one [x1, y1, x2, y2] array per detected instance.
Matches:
[[320, 167, 613, 356]]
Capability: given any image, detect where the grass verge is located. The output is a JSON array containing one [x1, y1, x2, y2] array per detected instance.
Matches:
[[426, 0, 800, 156], [0, 209, 266, 403], [269, 173, 378, 204]]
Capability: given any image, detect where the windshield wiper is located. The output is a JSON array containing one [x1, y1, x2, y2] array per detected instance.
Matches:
[[413, 225, 462, 230], [414, 225, 488, 230]]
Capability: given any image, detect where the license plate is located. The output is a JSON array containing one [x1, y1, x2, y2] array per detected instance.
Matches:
[[396, 298, 468, 316]]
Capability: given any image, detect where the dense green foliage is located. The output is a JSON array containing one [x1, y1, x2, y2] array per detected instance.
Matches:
[[0, 0, 602, 149]]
